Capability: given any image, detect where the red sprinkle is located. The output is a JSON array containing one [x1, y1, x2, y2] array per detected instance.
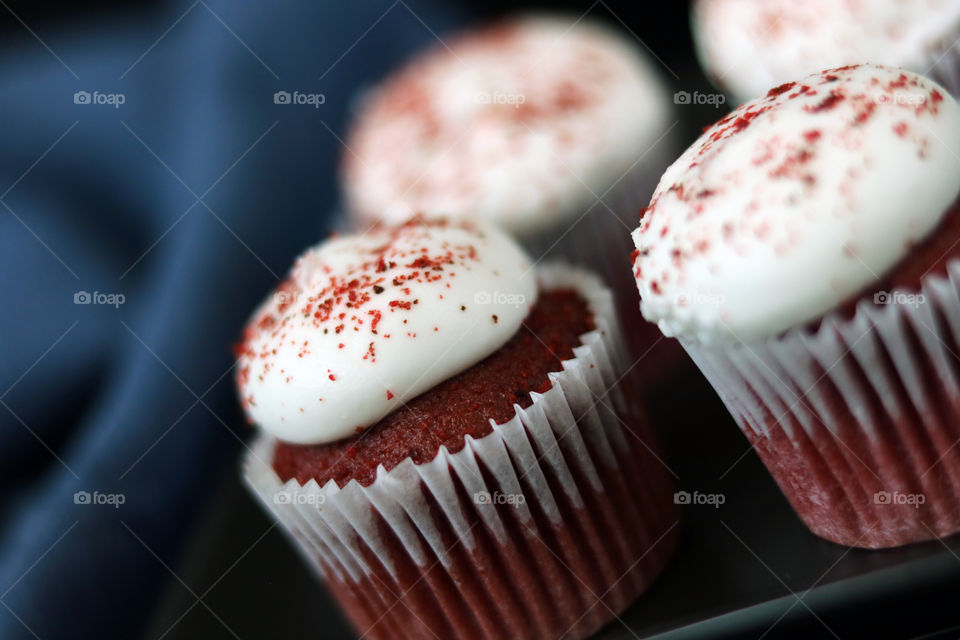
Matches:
[[766, 81, 796, 98], [805, 90, 844, 113]]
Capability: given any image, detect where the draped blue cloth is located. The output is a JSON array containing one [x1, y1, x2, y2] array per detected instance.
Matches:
[[0, 2, 467, 637]]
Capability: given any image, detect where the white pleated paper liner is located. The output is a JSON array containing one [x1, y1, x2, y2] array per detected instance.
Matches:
[[683, 260, 960, 549], [243, 263, 678, 640]]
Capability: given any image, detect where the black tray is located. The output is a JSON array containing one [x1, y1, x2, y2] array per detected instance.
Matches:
[[145, 363, 960, 639]]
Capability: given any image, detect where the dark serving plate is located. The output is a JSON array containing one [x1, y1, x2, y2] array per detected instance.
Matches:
[[145, 359, 960, 640]]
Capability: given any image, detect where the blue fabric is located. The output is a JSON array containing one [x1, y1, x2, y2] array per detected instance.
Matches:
[[0, 2, 468, 637]]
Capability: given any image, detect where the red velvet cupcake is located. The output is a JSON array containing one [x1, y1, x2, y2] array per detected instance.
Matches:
[[631, 64, 960, 548], [340, 14, 683, 389], [693, 0, 960, 104], [239, 219, 677, 638]]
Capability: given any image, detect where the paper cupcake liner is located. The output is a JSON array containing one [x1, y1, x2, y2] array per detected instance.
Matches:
[[683, 260, 960, 548], [243, 264, 677, 640]]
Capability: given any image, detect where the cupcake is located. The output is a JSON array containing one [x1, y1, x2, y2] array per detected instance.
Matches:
[[693, 0, 960, 104], [239, 218, 677, 639], [631, 64, 960, 548], [341, 15, 679, 381]]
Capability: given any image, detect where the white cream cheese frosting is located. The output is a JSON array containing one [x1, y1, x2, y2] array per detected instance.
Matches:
[[342, 14, 671, 237], [693, 0, 960, 104], [631, 64, 960, 345], [236, 219, 537, 444]]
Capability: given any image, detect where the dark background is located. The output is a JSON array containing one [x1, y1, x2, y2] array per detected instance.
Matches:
[[0, 2, 957, 640], [0, 1, 696, 54]]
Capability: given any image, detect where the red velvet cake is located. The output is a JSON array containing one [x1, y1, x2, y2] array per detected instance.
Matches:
[[240, 219, 677, 639], [272, 289, 594, 487], [631, 64, 960, 548]]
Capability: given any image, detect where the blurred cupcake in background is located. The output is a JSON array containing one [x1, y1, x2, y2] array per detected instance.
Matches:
[[341, 15, 681, 382], [631, 64, 960, 548], [692, 0, 960, 105], [239, 218, 677, 639]]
